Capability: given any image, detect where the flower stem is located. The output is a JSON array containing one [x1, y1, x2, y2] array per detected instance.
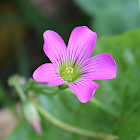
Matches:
[[33, 101, 118, 140], [8, 75, 27, 102], [64, 88, 118, 118]]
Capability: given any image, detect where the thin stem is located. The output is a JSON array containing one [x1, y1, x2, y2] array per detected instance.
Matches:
[[28, 87, 60, 96], [64, 88, 118, 118], [14, 82, 27, 102], [40, 89, 60, 96], [9, 75, 27, 102], [33, 102, 118, 140], [28, 84, 57, 90]]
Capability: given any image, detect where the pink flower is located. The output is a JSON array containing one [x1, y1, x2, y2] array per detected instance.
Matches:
[[33, 26, 117, 103]]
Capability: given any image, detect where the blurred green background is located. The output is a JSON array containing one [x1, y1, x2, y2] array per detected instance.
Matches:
[[0, 0, 140, 140]]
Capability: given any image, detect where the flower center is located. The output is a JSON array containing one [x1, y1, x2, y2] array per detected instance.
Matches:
[[59, 64, 82, 83], [62, 67, 74, 82]]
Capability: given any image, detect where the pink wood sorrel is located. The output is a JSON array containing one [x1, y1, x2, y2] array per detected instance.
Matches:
[[33, 26, 117, 103]]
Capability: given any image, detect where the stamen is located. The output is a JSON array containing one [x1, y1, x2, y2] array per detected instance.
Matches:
[[60, 66, 78, 83], [67, 70, 70, 73]]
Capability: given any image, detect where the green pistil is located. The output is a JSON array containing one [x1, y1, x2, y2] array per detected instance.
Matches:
[[59, 63, 81, 83]]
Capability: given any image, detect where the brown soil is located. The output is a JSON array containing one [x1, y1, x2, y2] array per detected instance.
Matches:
[[0, 107, 19, 138]]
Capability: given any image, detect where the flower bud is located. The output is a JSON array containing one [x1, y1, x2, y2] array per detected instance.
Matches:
[[22, 100, 41, 134], [58, 83, 68, 90]]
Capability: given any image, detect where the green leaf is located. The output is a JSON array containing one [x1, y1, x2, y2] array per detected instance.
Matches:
[[6, 28, 140, 140], [74, 0, 140, 36], [74, 0, 112, 15], [112, 101, 140, 139], [92, 28, 140, 139], [92, 0, 140, 36]]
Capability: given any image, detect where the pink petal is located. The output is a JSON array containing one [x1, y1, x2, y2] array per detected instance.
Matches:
[[43, 30, 66, 68], [67, 26, 97, 67], [33, 63, 64, 86], [32, 118, 42, 135], [81, 53, 117, 80], [67, 79, 99, 103]]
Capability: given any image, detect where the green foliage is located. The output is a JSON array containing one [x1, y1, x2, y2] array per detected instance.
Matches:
[[113, 101, 140, 139], [15, 0, 81, 43], [0, 82, 19, 119], [0, 82, 13, 108], [5, 28, 140, 140], [74, 0, 140, 36]]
